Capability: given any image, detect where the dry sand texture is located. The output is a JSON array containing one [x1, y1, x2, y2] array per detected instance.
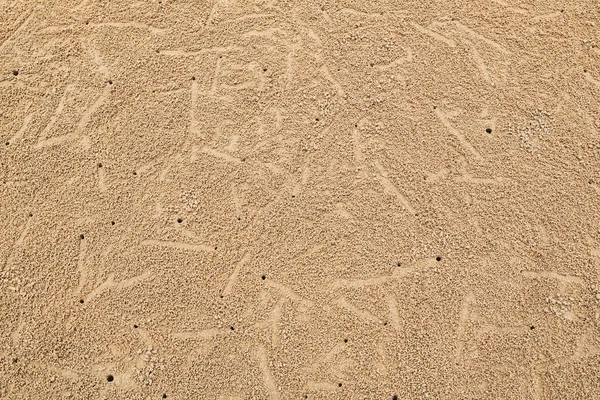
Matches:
[[1, 0, 600, 399]]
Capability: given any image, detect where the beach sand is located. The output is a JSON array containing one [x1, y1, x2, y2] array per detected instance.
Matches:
[[1, 1, 600, 399]]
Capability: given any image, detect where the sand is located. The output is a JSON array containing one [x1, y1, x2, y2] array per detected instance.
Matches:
[[1, 1, 600, 399]]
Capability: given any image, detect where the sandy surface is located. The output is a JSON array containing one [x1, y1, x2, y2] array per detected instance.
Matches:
[[1, 1, 600, 399]]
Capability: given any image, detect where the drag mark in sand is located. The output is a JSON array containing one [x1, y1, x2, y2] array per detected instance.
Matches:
[[89, 22, 166, 35], [254, 297, 284, 347], [463, 38, 493, 85], [307, 382, 339, 391], [310, 343, 345, 371], [330, 274, 391, 290], [0, 10, 34, 53], [158, 46, 242, 57], [410, 22, 456, 47], [75, 238, 88, 296], [85, 271, 154, 303], [286, 49, 296, 89], [386, 293, 401, 332], [9, 113, 33, 144], [373, 161, 416, 214], [530, 333, 599, 400], [352, 127, 366, 171], [455, 156, 507, 184], [339, 7, 386, 18], [37, 85, 73, 144], [454, 21, 511, 55], [141, 240, 214, 253], [222, 13, 275, 24], [190, 77, 200, 136], [74, 85, 111, 137], [97, 163, 108, 192], [320, 65, 346, 98], [330, 257, 432, 289], [521, 270, 584, 285], [222, 252, 250, 297], [172, 328, 226, 340], [489, 0, 528, 14], [2, 217, 32, 270], [434, 107, 483, 161], [291, 163, 311, 198], [35, 85, 110, 149], [200, 147, 242, 163], [454, 291, 475, 365], [256, 345, 281, 400], [334, 297, 381, 324], [266, 280, 314, 308], [374, 47, 413, 70], [584, 71, 600, 89], [532, 11, 563, 22]]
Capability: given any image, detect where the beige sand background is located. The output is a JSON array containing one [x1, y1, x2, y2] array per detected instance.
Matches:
[[1, 0, 600, 399]]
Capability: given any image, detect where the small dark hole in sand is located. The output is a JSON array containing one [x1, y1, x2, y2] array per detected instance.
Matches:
[[315, 118, 319, 121], [220, 295, 224, 298], [530, 325, 535, 330], [241, 158, 246, 162], [393, 396, 398, 400], [133, 324, 138, 328], [163, 395, 167, 399], [397, 262, 402, 267], [338, 383, 342, 387], [5, 142, 9, 146], [263, 68, 267, 72], [85, 20, 89, 25], [192, 76, 196, 80], [108, 80, 113, 85], [133, 171, 137, 175], [436, 256, 441, 262], [80, 234, 85, 240], [261, 275, 266, 280], [111, 221, 115, 225], [12, 70, 18, 76], [98, 163, 102, 168], [291, 195, 295, 198], [344, 338, 348, 343], [29, 212, 33, 217], [433, 105, 437, 109], [230, 326, 234, 331], [79, 299, 84, 304], [106, 375, 114, 382], [584, 69, 588, 73], [214, 246, 218, 250], [486, 128, 492, 134], [177, 218, 182, 223], [384, 322, 388, 326]]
